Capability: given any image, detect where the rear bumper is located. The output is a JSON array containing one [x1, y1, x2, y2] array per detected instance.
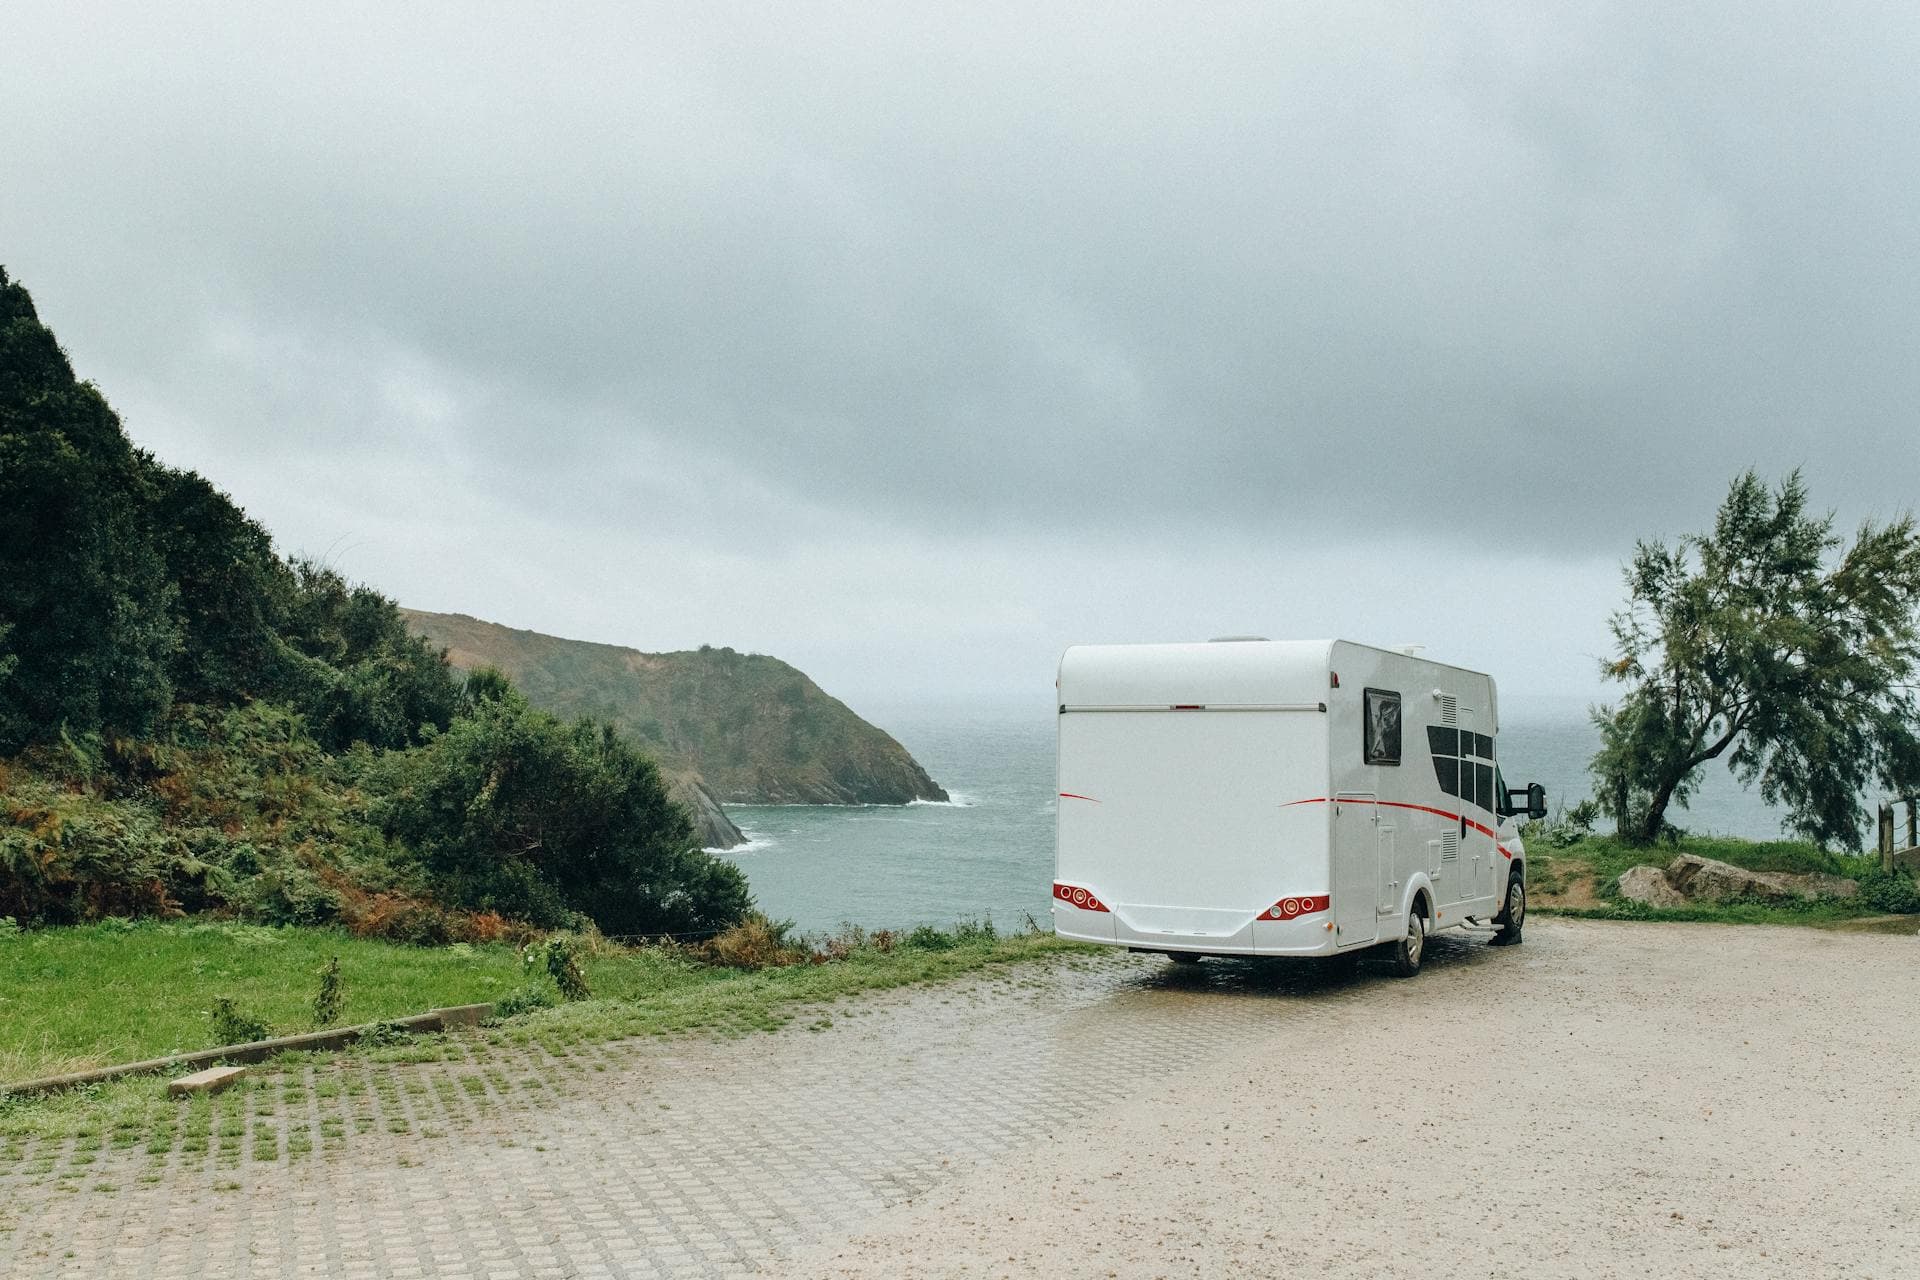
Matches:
[[1052, 902, 1340, 957]]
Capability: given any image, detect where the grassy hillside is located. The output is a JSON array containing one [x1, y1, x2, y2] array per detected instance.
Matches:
[[402, 611, 946, 806]]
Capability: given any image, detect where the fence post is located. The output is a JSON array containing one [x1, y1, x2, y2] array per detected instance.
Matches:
[[1882, 803, 1896, 874]]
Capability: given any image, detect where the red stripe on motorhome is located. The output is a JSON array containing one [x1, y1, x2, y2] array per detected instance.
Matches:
[[1280, 796, 1514, 855]]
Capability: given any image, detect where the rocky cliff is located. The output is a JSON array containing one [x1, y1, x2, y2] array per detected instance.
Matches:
[[401, 611, 947, 846]]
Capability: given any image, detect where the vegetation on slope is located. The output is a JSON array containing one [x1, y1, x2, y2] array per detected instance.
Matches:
[[402, 609, 947, 805], [0, 266, 750, 940]]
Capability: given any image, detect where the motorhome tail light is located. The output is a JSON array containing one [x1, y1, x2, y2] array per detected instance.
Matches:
[[1052, 882, 1110, 912], [1262, 894, 1331, 920], [1330, 671, 1340, 688]]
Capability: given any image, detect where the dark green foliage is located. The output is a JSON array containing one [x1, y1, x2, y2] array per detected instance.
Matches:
[[374, 679, 753, 936], [0, 267, 460, 754], [273, 561, 459, 751], [208, 997, 269, 1046], [1592, 471, 1920, 849], [1859, 869, 1920, 915], [0, 268, 178, 750]]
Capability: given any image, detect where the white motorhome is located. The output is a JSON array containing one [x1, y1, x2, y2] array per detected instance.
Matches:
[[1052, 639, 1545, 976]]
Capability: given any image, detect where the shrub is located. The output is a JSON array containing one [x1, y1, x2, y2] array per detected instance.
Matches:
[[1860, 869, 1920, 915], [373, 683, 753, 936], [312, 955, 344, 1027], [524, 935, 591, 1000], [208, 997, 270, 1046], [951, 915, 997, 944], [702, 914, 804, 969], [901, 924, 956, 952]]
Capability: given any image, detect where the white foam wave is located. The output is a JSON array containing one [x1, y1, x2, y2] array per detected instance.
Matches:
[[707, 833, 777, 855], [908, 791, 974, 808]]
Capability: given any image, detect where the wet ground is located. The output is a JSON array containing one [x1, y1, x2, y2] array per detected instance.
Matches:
[[2, 919, 1915, 1277]]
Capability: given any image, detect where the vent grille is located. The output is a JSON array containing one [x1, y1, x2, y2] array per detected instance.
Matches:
[[1440, 695, 1458, 727], [1442, 829, 1459, 862]]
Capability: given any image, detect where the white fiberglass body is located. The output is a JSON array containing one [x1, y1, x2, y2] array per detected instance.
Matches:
[[1053, 640, 1526, 958]]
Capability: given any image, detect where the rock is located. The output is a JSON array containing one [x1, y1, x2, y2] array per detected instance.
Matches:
[[1667, 854, 1784, 902], [1617, 865, 1688, 908], [1665, 854, 1857, 902], [168, 1065, 245, 1096], [666, 771, 747, 851], [1786, 871, 1858, 900]]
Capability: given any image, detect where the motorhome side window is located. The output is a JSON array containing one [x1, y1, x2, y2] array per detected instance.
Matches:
[[1362, 688, 1401, 765]]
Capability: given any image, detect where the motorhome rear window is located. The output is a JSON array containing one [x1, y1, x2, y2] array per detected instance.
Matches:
[[1362, 688, 1401, 765]]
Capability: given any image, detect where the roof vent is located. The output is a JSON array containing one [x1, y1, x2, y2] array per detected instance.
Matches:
[[1398, 644, 1426, 656], [1208, 635, 1269, 643]]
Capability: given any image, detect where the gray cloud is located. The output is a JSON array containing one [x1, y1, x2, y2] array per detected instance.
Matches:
[[5, 1, 1917, 705]]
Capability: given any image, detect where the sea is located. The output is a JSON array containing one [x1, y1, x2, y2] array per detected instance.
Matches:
[[716, 696, 1803, 935]]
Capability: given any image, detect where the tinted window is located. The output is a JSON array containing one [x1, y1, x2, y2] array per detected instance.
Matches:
[[1363, 688, 1401, 766]]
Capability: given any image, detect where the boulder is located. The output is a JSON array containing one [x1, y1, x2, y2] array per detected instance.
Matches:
[[1785, 871, 1859, 900], [1665, 854, 1857, 902], [1617, 865, 1687, 908]]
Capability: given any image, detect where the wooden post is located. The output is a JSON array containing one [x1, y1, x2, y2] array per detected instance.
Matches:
[[1882, 803, 1896, 873]]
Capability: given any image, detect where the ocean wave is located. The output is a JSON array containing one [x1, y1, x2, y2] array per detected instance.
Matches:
[[708, 833, 777, 855], [908, 791, 974, 808]]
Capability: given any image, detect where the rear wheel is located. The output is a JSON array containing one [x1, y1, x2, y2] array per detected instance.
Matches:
[[1492, 873, 1526, 946], [1387, 907, 1425, 977]]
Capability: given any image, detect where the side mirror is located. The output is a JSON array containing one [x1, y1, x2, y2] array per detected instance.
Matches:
[[1504, 783, 1548, 821]]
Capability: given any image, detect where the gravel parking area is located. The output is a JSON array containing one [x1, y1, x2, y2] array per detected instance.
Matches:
[[3, 918, 1915, 1278]]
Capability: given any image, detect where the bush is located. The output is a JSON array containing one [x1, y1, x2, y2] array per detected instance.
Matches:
[[901, 924, 957, 952], [373, 682, 753, 936], [702, 914, 804, 969], [524, 935, 591, 1000], [312, 955, 344, 1027], [1860, 869, 1920, 915], [208, 996, 270, 1045]]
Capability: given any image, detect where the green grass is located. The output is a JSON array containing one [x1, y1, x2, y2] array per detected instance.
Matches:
[[1526, 831, 1917, 927], [0, 921, 537, 1083], [0, 920, 1087, 1143]]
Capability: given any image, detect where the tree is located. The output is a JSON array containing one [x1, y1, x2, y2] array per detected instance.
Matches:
[[375, 676, 753, 935], [1591, 471, 1920, 849], [0, 267, 179, 750]]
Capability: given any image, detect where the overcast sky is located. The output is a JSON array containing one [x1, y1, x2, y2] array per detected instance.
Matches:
[[5, 2, 1917, 718]]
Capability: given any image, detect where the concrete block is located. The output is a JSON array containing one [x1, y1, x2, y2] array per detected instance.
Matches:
[[168, 1065, 246, 1096], [432, 1004, 491, 1029]]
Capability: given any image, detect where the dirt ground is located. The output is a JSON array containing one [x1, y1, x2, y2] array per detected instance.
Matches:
[[766, 918, 1920, 1280]]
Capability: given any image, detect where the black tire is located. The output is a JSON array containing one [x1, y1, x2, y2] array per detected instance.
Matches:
[[1169, 953, 1203, 966], [1387, 906, 1425, 977], [1492, 872, 1526, 947]]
